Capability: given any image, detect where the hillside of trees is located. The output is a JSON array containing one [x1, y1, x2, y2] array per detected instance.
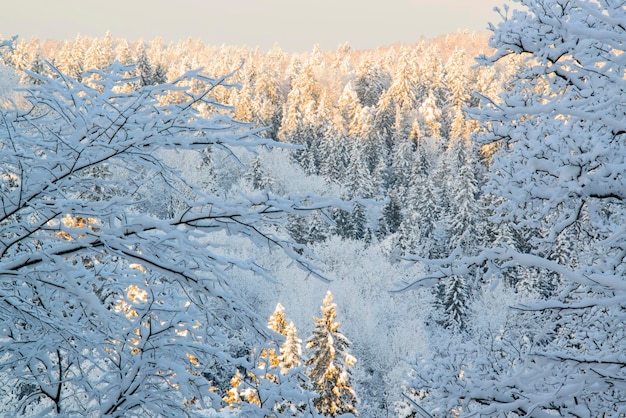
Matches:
[[1, 0, 626, 416]]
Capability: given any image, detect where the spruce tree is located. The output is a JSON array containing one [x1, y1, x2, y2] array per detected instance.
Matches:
[[268, 303, 289, 336], [442, 275, 470, 332], [279, 321, 303, 374], [306, 291, 358, 417], [134, 40, 154, 87]]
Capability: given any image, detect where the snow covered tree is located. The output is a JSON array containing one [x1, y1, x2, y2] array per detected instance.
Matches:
[[436, 275, 470, 332], [354, 57, 390, 108], [0, 61, 334, 416], [246, 155, 274, 191], [134, 41, 153, 86], [278, 61, 320, 168], [279, 321, 303, 374], [402, 0, 626, 415], [378, 192, 402, 238], [263, 302, 289, 372], [56, 39, 84, 81], [224, 302, 315, 417], [419, 89, 442, 139], [306, 291, 358, 417], [444, 48, 472, 113], [268, 303, 289, 336], [24, 51, 48, 85], [345, 139, 375, 199], [83, 32, 114, 71], [445, 134, 483, 254]]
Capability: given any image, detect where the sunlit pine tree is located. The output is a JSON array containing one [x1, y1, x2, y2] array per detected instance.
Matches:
[[268, 303, 289, 336], [263, 303, 289, 370], [83, 32, 114, 71], [278, 60, 319, 168], [279, 321, 303, 375], [306, 291, 358, 417], [337, 81, 361, 130], [57, 38, 84, 81], [252, 59, 284, 139], [419, 89, 442, 139], [7, 38, 33, 74], [115, 39, 133, 66], [444, 47, 472, 112]]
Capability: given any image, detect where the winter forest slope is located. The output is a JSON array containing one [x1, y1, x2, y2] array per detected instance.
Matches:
[[2, 1, 626, 415]]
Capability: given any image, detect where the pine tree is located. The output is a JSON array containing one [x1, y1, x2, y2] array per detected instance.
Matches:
[[279, 321, 303, 374], [57, 39, 84, 81], [307, 210, 329, 244], [253, 59, 284, 139], [445, 135, 482, 254], [444, 47, 471, 112], [419, 89, 442, 139], [441, 275, 470, 332], [262, 303, 290, 373], [354, 57, 390, 108], [246, 155, 274, 191], [332, 206, 353, 240], [410, 173, 438, 258], [306, 291, 358, 417], [134, 40, 154, 87], [268, 302, 289, 336], [390, 134, 415, 194], [378, 192, 402, 238], [345, 139, 374, 199], [351, 201, 369, 242], [25, 51, 47, 85]]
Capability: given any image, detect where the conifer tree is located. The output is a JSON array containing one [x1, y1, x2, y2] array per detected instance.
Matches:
[[346, 139, 374, 199], [410, 173, 438, 258], [306, 291, 358, 417], [134, 40, 154, 87], [278, 61, 319, 168], [378, 192, 402, 238], [25, 51, 47, 85], [57, 39, 84, 81], [279, 321, 303, 374], [445, 135, 482, 254], [246, 155, 274, 191], [225, 303, 311, 415], [308, 210, 329, 244], [354, 58, 390, 108], [444, 48, 471, 112], [268, 302, 289, 336], [115, 39, 133, 66], [440, 275, 470, 332], [419, 89, 442, 139]]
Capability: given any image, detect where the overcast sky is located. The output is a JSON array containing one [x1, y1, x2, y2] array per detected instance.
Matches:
[[1, 0, 512, 52]]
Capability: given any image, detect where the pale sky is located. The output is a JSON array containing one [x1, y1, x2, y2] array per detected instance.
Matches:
[[2, 0, 511, 52]]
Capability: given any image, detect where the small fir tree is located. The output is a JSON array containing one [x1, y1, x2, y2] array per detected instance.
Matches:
[[306, 291, 358, 417], [279, 321, 303, 375]]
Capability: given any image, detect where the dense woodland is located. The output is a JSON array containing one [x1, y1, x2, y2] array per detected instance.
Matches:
[[1, 0, 626, 416]]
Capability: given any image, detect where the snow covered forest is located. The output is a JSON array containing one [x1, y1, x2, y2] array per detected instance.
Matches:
[[1, 0, 626, 416]]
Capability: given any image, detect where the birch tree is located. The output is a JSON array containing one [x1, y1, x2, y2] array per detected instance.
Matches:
[[0, 58, 332, 416]]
